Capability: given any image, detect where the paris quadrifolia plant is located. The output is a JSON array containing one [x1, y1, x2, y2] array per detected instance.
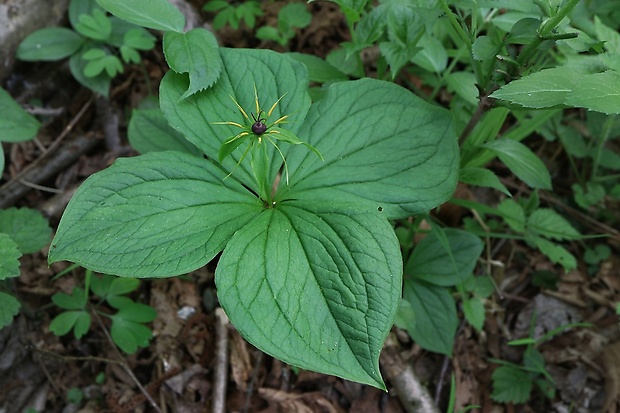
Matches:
[[48, 0, 460, 390]]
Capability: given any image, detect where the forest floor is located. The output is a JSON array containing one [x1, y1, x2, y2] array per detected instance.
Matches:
[[1, 1, 619, 413]]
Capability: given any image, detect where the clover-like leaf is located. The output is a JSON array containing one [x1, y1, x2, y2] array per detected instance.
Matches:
[[110, 302, 156, 353], [0, 292, 20, 328], [50, 310, 92, 339]]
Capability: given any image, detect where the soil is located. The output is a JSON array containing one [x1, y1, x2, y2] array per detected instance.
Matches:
[[1, 2, 619, 413]]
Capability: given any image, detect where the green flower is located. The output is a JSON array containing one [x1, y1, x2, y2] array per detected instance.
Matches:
[[214, 85, 322, 184]]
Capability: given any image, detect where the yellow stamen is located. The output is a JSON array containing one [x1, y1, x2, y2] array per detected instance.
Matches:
[[271, 115, 289, 126], [267, 93, 288, 117], [229, 95, 249, 121], [224, 131, 249, 144], [253, 84, 260, 117], [213, 121, 245, 129]]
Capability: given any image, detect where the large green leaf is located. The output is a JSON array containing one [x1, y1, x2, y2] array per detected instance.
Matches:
[[280, 78, 459, 219], [96, 0, 185, 32], [483, 139, 552, 190], [406, 228, 483, 287], [490, 66, 620, 115], [402, 280, 457, 356], [216, 201, 401, 389], [565, 71, 620, 115], [160, 48, 311, 193], [128, 108, 201, 155], [489, 67, 578, 109], [48, 151, 262, 277]]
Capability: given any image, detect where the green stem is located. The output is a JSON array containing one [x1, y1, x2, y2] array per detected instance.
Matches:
[[516, 0, 580, 67], [83, 269, 92, 308], [590, 115, 616, 180], [438, 0, 472, 49]]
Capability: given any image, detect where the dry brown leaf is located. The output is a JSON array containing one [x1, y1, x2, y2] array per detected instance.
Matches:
[[150, 280, 183, 337], [229, 331, 253, 390], [258, 388, 313, 413]]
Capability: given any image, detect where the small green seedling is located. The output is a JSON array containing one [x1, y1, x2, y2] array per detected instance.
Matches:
[[50, 271, 156, 354], [203, 0, 263, 30], [0, 87, 41, 172], [16, 0, 155, 96], [66, 387, 84, 405], [490, 319, 592, 404], [256, 3, 311, 47], [0, 208, 51, 328]]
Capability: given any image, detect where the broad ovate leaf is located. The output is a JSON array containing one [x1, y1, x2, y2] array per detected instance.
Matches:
[[402, 280, 457, 356], [406, 228, 483, 287], [163, 29, 223, 98], [280, 78, 459, 219], [216, 201, 401, 389], [128, 108, 201, 155], [483, 139, 552, 190], [16, 28, 84, 61], [48, 151, 262, 277]]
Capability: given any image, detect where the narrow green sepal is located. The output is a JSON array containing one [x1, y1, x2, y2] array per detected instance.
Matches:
[[219, 134, 250, 163], [251, 141, 270, 199], [270, 127, 323, 160]]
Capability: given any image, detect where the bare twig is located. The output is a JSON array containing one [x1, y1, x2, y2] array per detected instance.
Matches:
[[243, 351, 263, 413], [32, 347, 125, 365], [213, 308, 230, 413], [91, 310, 163, 413]]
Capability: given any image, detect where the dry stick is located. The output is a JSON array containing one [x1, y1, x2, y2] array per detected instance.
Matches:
[[0, 95, 97, 208], [91, 310, 163, 413], [213, 308, 230, 413], [32, 347, 125, 365], [380, 333, 440, 413]]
